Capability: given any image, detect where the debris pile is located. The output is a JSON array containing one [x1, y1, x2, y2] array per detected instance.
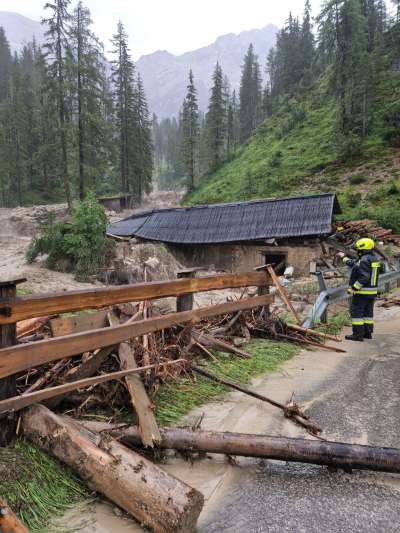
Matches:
[[310, 219, 400, 277], [15, 299, 342, 420], [380, 296, 400, 308], [2, 266, 399, 532]]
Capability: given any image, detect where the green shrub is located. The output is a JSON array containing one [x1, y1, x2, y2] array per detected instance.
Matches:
[[26, 192, 115, 281], [387, 179, 399, 195], [64, 192, 115, 280], [270, 150, 283, 167], [349, 173, 366, 184], [374, 201, 400, 232], [26, 213, 72, 270], [346, 191, 362, 207]]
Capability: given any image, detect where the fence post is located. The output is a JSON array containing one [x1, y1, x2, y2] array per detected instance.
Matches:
[[0, 278, 25, 446], [314, 271, 328, 324], [176, 268, 206, 312]]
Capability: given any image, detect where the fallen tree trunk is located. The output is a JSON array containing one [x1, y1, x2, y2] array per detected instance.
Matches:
[[0, 498, 29, 533], [84, 424, 400, 475], [22, 405, 204, 533]]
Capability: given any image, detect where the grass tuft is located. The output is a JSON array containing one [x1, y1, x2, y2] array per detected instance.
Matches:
[[155, 339, 298, 426], [0, 440, 89, 531]]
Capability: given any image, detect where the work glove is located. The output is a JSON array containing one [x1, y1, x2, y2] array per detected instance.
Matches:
[[347, 287, 354, 295]]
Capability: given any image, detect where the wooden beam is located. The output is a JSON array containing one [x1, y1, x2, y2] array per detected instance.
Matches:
[[0, 359, 186, 413], [0, 271, 270, 325], [50, 310, 109, 337], [0, 295, 272, 380], [266, 265, 301, 325], [119, 343, 161, 447]]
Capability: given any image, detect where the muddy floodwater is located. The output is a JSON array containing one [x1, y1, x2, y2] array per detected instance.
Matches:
[[59, 303, 400, 532]]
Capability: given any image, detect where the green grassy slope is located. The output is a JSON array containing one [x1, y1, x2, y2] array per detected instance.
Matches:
[[188, 71, 400, 230]]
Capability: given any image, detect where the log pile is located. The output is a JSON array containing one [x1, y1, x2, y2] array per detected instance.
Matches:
[[310, 219, 400, 275], [334, 219, 400, 245]]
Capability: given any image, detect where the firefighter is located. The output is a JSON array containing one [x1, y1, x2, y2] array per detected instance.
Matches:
[[338, 238, 383, 342]]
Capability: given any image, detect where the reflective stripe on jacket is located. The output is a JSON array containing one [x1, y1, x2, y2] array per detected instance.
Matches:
[[342, 252, 382, 295]]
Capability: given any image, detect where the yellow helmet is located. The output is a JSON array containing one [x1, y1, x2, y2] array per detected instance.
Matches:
[[354, 237, 375, 251]]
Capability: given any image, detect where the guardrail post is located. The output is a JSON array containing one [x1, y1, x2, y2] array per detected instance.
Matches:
[[0, 278, 25, 446], [314, 272, 328, 324]]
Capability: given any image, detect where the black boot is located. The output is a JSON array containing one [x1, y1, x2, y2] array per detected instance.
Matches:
[[346, 324, 364, 342], [364, 323, 373, 339], [345, 334, 364, 342]]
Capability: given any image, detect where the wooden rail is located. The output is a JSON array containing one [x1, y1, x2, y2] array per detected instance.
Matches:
[[0, 294, 272, 380], [0, 271, 270, 325]]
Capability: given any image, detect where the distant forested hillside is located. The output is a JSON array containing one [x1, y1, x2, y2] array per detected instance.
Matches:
[[186, 1, 400, 230], [0, 2, 153, 208]]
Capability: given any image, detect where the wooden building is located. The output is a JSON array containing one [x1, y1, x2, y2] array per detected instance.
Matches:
[[107, 193, 341, 277]]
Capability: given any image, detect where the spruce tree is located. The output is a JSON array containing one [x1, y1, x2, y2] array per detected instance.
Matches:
[[239, 44, 262, 142], [110, 21, 136, 194], [0, 27, 11, 102], [70, 1, 110, 199], [132, 73, 153, 202], [227, 91, 239, 157], [181, 69, 199, 192], [318, 0, 370, 157], [300, 0, 315, 87], [43, 0, 73, 207], [111, 23, 152, 202], [34, 46, 60, 198], [0, 28, 12, 204], [205, 62, 227, 172]]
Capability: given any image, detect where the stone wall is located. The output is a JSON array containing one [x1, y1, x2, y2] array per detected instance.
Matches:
[[168, 241, 320, 277]]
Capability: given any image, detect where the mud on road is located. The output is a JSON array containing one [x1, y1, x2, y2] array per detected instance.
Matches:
[[62, 301, 400, 533]]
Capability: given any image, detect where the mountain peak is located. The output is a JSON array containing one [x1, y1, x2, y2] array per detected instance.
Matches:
[[137, 24, 279, 117], [0, 10, 45, 52]]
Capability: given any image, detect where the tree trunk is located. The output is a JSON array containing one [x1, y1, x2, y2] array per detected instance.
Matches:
[[57, 26, 71, 209], [77, 6, 84, 201], [85, 424, 400, 475], [22, 405, 204, 533]]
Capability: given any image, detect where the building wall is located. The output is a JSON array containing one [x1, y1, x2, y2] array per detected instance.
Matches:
[[168, 241, 320, 277]]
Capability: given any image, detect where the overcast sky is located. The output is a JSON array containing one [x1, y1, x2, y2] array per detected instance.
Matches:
[[2, 0, 324, 58]]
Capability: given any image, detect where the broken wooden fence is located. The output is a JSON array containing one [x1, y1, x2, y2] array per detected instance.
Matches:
[[0, 270, 272, 444]]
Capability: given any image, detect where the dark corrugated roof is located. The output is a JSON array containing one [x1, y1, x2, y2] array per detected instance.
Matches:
[[107, 193, 340, 244]]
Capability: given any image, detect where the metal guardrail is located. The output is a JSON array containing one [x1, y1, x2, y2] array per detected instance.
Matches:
[[304, 264, 400, 328]]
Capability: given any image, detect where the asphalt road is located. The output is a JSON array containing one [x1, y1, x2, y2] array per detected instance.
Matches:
[[69, 306, 400, 533], [199, 322, 400, 532]]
